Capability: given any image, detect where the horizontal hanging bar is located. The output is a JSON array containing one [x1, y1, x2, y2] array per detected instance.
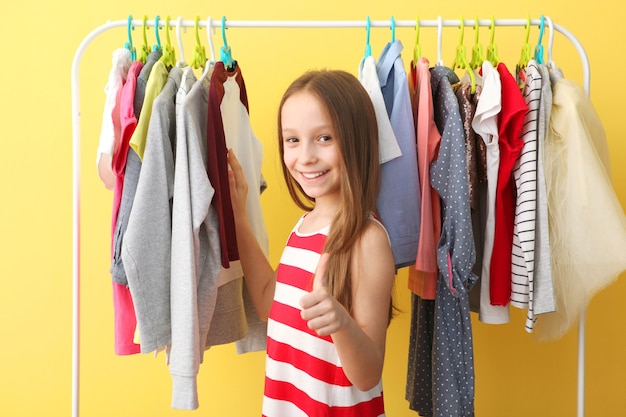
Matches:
[[126, 17, 544, 29]]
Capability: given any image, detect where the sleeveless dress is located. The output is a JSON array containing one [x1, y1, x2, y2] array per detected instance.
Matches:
[[262, 215, 386, 417]]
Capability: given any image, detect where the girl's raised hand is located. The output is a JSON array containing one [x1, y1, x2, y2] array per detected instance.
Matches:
[[299, 253, 349, 337]]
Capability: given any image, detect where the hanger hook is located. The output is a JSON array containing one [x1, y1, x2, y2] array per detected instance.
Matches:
[[221, 16, 229, 48], [164, 15, 171, 47], [364, 16, 372, 58], [390, 16, 396, 43], [474, 15, 479, 45], [489, 15, 496, 45], [415, 16, 420, 45], [524, 14, 531, 44], [154, 15, 162, 51], [142, 15, 148, 46], [459, 16, 465, 44], [195, 16, 202, 46], [125, 15, 136, 61], [414, 16, 421, 62], [545, 15, 555, 68], [126, 15, 134, 48], [206, 16, 215, 62], [175, 16, 185, 65], [436, 16, 444, 66]]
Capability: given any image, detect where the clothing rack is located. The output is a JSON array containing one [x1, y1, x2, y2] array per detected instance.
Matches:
[[71, 17, 591, 417]]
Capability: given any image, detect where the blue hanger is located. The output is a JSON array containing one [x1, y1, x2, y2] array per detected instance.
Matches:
[[390, 16, 396, 43], [534, 15, 546, 64], [152, 15, 162, 52], [220, 16, 234, 69], [364, 16, 372, 58], [125, 15, 136, 61]]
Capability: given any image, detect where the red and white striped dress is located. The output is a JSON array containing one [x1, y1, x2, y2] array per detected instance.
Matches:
[[262, 216, 386, 417]]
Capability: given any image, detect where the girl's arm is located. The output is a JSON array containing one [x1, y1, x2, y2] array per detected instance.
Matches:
[[300, 220, 396, 391], [227, 150, 276, 320]]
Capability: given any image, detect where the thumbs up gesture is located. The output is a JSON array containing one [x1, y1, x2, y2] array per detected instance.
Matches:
[[300, 253, 349, 337]]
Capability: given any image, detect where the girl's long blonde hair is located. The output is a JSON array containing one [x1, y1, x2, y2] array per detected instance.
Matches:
[[278, 69, 381, 313]]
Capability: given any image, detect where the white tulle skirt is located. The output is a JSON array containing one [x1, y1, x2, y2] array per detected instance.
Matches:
[[533, 76, 626, 341]]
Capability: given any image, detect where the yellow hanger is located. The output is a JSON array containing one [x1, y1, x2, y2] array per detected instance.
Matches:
[[160, 16, 177, 67], [137, 15, 151, 64], [191, 16, 207, 70], [450, 17, 476, 93], [413, 17, 421, 65], [517, 15, 532, 70], [486, 15, 500, 66], [470, 16, 484, 69]]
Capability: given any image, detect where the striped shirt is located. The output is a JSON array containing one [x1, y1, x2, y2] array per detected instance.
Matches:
[[510, 60, 541, 332], [262, 216, 385, 417]]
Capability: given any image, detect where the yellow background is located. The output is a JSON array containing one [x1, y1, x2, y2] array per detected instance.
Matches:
[[2, 0, 625, 416]]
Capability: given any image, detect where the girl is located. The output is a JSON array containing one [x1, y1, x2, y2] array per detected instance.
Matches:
[[227, 69, 396, 417]]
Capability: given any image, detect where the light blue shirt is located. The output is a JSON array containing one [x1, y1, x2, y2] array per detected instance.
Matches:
[[375, 40, 421, 268]]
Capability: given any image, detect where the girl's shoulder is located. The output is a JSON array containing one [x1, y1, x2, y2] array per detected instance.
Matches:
[[365, 213, 392, 248]]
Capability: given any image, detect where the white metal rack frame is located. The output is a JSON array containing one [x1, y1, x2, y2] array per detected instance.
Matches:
[[71, 17, 591, 417]]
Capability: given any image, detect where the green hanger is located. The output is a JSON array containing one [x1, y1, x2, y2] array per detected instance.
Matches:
[[486, 15, 500, 66], [413, 17, 421, 64], [137, 15, 151, 64], [470, 16, 484, 70], [159, 16, 177, 67], [191, 16, 207, 70], [517, 15, 532, 70], [450, 17, 476, 93]]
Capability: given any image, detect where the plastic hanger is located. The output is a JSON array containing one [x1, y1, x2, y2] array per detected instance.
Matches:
[[175, 16, 186, 66], [436, 16, 444, 66], [516, 15, 532, 89], [160, 16, 177, 67], [125, 15, 136, 61], [486, 15, 500, 66], [413, 17, 421, 65], [137, 15, 151, 64], [450, 17, 476, 93], [545, 15, 556, 70], [534, 15, 545, 64], [220, 16, 235, 69], [191, 16, 207, 70], [364, 16, 372, 59], [201, 16, 216, 80], [206, 16, 216, 63], [470, 16, 484, 69], [152, 15, 162, 53], [517, 15, 532, 70], [390, 16, 396, 43]]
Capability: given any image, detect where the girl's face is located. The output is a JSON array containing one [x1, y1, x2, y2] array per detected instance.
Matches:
[[281, 91, 342, 206]]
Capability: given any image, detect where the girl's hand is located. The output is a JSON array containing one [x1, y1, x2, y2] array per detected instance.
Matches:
[[227, 149, 249, 221], [299, 253, 349, 336]]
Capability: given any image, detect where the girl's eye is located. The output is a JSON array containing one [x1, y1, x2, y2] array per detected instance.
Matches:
[[285, 137, 299, 143], [318, 135, 332, 143]]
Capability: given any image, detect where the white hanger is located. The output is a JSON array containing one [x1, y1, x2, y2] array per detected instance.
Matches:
[[206, 16, 216, 63], [176, 16, 186, 66], [436, 16, 444, 66], [201, 16, 216, 79], [545, 16, 556, 70]]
